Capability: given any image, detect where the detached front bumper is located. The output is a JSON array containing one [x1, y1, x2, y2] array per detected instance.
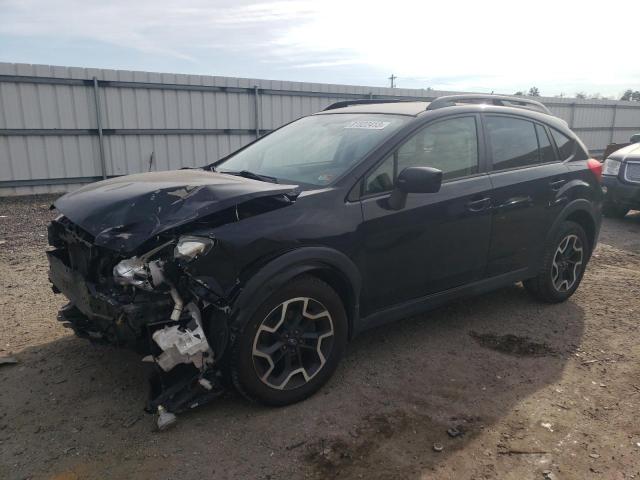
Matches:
[[48, 249, 173, 351], [602, 175, 640, 209], [46, 216, 228, 418]]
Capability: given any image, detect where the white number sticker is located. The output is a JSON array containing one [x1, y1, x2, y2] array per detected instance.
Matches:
[[344, 120, 391, 130]]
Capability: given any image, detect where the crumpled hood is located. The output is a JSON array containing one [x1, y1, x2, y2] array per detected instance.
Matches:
[[54, 169, 298, 253]]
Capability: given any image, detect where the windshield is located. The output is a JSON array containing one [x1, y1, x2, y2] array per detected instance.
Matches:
[[215, 114, 410, 186]]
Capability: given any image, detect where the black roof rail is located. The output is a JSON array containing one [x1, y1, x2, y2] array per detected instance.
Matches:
[[323, 99, 417, 111], [426, 94, 552, 115]]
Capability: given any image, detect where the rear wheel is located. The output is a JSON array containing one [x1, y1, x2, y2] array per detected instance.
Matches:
[[602, 202, 629, 218], [524, 221, 589, 303], [230, 275, 347, 406]]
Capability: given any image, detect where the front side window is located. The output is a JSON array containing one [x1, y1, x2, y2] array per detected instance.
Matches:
[[215, 114, 409, 186], [486, 116, 539, 170], [364, 116, 479, 194]]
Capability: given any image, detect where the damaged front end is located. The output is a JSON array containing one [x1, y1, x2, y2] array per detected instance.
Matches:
[[46, 171, 300, 426], [48, 217, 227, 420]]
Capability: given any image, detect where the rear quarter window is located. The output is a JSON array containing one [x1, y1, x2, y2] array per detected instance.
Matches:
[[550, 129, 575, 160]]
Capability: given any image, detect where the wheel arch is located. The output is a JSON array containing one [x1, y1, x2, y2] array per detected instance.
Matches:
[[546, 199, 600, 256], [565, 209, 596, 253], [230, 247, 361, 340]]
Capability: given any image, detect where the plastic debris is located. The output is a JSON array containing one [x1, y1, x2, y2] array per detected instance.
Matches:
[[541, 422, 554, 432], [0, 356, 18, 366], [447, 427, 462, 438], [156, 405, 177, 431], [123, 416, 141, 428]]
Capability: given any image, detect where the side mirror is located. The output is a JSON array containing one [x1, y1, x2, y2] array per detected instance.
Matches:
[[387, 166, 442, 210]]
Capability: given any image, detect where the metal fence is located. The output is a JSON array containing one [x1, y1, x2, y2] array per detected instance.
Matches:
[[1, 62, 639, 196]]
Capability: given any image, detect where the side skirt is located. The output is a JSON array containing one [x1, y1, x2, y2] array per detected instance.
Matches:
[[353, 268, 530, 336]]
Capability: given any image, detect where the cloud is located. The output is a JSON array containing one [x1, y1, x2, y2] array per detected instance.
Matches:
[[0, 0, 638, 96], [271, 0, 639, 91], [0, 0, 296, 60]]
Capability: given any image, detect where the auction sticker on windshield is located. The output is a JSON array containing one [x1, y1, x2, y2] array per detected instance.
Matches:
[[344, 120, 391, 130]]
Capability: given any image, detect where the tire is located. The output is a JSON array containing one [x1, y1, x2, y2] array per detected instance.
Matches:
[[602, 202, 629, 218], [523, 221, 589, 303], [230, 275, 347, 406]]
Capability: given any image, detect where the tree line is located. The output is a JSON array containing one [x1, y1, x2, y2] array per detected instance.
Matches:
[[512, 87, 640, 101]]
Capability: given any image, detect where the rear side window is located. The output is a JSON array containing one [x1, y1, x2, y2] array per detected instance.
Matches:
[[486, 116, 539, 170], [536, 124, 556, 163], [550, 129, 575, 160]]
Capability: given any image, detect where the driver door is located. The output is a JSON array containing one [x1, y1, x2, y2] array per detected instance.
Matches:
[[359, 115, 493, 314]]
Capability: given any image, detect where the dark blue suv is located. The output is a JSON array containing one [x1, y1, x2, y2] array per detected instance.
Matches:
[[602, 142, 640, 217], [47, 95, 603, 418]]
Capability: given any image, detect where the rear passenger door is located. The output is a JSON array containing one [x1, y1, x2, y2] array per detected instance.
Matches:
[[484, 115, 569, 276]]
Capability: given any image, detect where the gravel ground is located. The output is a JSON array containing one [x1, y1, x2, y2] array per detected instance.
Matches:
[[1, 195, 639, 480]]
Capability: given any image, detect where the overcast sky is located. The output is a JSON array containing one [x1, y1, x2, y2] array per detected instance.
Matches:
[[0, 0, 637, 98]]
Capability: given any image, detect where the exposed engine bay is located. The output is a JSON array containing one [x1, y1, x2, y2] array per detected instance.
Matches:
[[46, 170, 299, 428]]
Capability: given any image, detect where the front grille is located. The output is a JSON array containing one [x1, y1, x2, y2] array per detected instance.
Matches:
[[67, 241, 93, 277], [48, 217, 120, 282], [624, 161, 640, 183]]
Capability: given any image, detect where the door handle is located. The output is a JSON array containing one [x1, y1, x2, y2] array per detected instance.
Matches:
[[495, 196, 534, 211], [466, 197, 492, 212], [549, 179, 566, 191]]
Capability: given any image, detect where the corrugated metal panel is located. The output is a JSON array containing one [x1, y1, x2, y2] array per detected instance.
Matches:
[[577, 130, 613, 153], [573, 105, 615, 128], [1, 61, 640, 196], [615, 107, 640, 128], [546, 105, 573, 124], [611, 130, 634, 144]]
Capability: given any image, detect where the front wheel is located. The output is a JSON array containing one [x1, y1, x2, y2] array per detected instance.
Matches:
[[230, 275, 347, 406], [524, 221, 589, 303]]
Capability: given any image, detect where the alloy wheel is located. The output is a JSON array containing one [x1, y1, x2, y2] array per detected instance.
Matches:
[[252, 297, 334, 390], [551, 234, 583, 292]]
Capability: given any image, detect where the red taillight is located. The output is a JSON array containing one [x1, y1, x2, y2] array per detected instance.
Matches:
[[587, 158, 602, 183]]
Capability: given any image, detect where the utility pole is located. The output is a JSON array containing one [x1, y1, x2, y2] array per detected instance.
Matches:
[[388, 74, 397, 88]]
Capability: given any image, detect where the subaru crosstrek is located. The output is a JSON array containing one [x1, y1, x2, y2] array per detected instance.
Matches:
[[47, 94, 603, 420]]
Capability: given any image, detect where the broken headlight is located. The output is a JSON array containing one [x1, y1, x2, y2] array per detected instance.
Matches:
[[174, 236, 214, 262], [112, 241, 175, 290], [113, 257, 152, 290]]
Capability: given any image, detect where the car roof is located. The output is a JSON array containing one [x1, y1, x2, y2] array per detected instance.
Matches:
[[317, 95, 556, 118], [313, 99, 581, 155], [316, 101, 568, 130], [315, 101, 430, 116], [316, 100, 565, 124]]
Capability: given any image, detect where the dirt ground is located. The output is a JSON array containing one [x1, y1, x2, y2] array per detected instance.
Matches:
[[1, 195, 639, 480]]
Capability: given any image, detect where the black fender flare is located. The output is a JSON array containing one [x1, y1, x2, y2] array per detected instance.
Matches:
[[229, 246, 362, 338], [544, 198, 601, 255]]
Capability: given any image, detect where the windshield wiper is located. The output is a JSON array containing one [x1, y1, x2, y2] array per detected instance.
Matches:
[[219, 170, 279, 183]]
